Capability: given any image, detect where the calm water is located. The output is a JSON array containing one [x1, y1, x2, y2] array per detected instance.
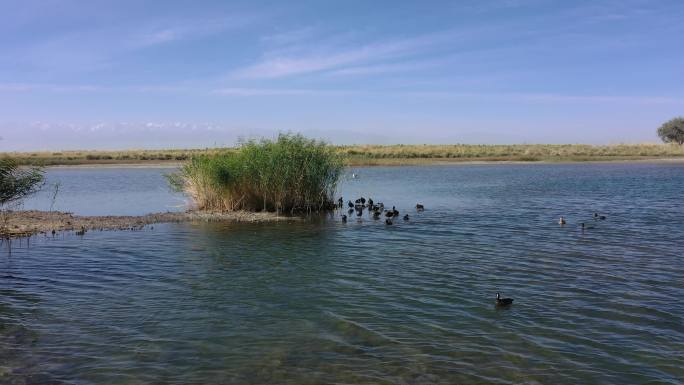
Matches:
[[2, 164, 684, 384]]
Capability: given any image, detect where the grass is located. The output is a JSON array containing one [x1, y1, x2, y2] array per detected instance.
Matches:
[[2, 143, 684, 167], [168, 134, 343, 214]]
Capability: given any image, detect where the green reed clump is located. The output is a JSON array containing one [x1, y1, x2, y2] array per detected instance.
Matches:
[[170, 134, 344, 214]]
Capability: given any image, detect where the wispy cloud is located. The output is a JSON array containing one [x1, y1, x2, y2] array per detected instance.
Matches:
[[131, 16, 256, 48], [213, 87, 328, 96], [229, 28, 480, 79], [4, 81, 682, 106]]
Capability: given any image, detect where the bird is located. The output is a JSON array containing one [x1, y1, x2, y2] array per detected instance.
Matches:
[[581, 223, 595, 230], [337, 197, 344, 208], [348, 200, 354, 208], [348, 208, 354, 215], [341, 215, 347, 223], [495, 293, 514, 306], [594, 213, 607, 220], [416, 204, 425, 211], [385, 218, 393, 225], [356, 209, 363, 217], [385, 210, 393, 218], [75, 226, 86, 236], [373, 211, 381, 219], [368, 198, 374, 207], [403, 214, 409, 221], [392, 206, 399, 217], [559, 216, 566, 225]]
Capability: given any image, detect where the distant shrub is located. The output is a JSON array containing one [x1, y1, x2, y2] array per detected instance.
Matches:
[[657, 117, 684, 145], [170, 133, 344, 214]]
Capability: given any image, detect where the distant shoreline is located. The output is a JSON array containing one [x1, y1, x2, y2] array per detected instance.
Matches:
[[35, 156, 684, 169], [3, 144, 683, 167]]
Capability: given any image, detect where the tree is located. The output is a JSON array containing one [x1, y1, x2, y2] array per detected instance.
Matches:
[[0, 157, 44, 207], [657, 117, 684, 145]]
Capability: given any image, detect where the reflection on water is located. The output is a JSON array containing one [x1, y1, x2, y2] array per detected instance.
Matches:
[[2, 163, 684, 384], [20, 166, 187, 216]]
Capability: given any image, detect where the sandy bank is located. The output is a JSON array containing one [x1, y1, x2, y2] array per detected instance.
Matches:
[[0, 210, 296, 238]]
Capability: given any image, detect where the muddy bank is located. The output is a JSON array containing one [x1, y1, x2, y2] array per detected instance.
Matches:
[[0, 210, 296, 238]]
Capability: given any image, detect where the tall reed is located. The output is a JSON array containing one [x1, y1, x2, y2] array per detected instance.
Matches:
[[169, 134, 344, 214]]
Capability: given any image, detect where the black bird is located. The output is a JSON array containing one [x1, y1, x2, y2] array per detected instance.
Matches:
[[373, 211, 381, 219], [385, 210, 394, 218], [348, 208, 354, 215], [337, 197, 344, 208], [368, 198, 373, 207], [356, 209, 363, 217], [496, 293, 514, 306], [341, 215, 347, 223], [403, 214, 409, 221], [416, 203, 425, 211], [360, 197, 366, 205], [348, 200, 354, 208], [392, 206, 399, 217], [385, 218, 393, 225]]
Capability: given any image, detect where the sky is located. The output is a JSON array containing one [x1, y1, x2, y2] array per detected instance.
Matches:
[[1, 0, 683, 150]]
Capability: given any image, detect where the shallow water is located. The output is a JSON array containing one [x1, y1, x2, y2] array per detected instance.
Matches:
[[2, 164, 684, 384], [20, 166, 186, 215]]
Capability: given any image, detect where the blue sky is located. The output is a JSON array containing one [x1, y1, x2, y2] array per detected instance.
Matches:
[[1, 0, 683, 150]]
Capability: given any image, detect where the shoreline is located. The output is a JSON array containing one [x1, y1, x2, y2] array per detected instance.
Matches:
[[0, 210, 298, 239], [36, 156, 684, 169], [4, 144, 683, 168]]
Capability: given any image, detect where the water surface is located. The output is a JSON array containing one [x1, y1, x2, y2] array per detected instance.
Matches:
[[2, 163, 683, 384]]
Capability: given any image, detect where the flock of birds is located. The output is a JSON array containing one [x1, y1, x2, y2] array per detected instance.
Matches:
[[337, 196, 424, 226], [558, 212, 608, 231], [336, 195, 515, 307], [336, 194, 611, 307]]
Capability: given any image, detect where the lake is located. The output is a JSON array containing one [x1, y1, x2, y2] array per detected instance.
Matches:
[[2, 163, 684, 384]]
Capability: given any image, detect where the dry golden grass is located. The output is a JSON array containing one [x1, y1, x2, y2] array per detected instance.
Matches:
[[3, 143, 683, 166]]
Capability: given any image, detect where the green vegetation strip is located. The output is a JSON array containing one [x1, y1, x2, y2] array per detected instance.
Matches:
[[3, 143, 684, 166]]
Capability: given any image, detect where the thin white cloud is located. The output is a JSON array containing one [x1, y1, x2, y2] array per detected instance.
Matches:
[[130, 16, 255, 48], [212, 87, 351, 96], [3, 81, 682, 106]]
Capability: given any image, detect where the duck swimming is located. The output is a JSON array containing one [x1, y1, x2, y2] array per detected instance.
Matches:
[[416, 204, 425, 211], [385, 218, 393, 225], [559, 216, 566, 225], [392, 206, 399, 217], [495, 293, 513, 306], [403, 214, 409, 221]]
